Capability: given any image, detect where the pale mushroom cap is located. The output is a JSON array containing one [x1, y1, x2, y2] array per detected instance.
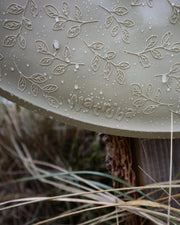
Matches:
[[0, 0, 180, 138]]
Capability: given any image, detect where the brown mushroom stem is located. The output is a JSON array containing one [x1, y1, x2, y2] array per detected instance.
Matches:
[[101, 134, 141, 225]]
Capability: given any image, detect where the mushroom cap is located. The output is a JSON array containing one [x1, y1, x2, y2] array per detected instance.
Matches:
[[0, 0, 180, 138]]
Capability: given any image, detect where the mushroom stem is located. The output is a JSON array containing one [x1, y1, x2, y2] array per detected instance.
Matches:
[[100, 134, 141, 225]]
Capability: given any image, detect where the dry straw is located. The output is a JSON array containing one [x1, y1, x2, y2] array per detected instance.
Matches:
[[0, 103, 180, 224]]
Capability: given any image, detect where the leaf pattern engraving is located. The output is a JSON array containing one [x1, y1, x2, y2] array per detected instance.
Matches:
[[74, 5, 82, 20], [47, 96, 59, 108], [14, 60, 60, 108], [131, 83, 172, 115], [3, 20, 22, 30], [0, 53, 4, 61], [6, 3, 24, 15], [44, 3, 98, 38], [3, 35, 17, 47], [35, 40, 49, 53], [155, 62, 180, 92], [31, 84, 38, 96], [98, 4, 135, 43], [145, 35, 158, 50], [125, 32, 179, 68], [35, 39, 84, 76], [42, 84, 58, 93], [91, 55, 101, 72], [18, 76, 27, 92], [62, 2, 69, 17], [131, 0, 153, 8], [167, 0, 180, 24], [30, 0, 38, 17], [3, 0, 39, 49], [67, 25, 81, 38], [18, 35, 27, 49], [31, 73, 48, 83], [53, 21, 66, 31], [84, 40, 130, 85]]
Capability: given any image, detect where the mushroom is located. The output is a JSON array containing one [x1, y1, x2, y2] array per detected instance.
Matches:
[[0, 0, 180, 224]]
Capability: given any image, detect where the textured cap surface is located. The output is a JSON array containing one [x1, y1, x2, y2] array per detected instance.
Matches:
[[0, 0, 180, 138]]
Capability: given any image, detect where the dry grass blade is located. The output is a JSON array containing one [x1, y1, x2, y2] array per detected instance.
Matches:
[[0, 102, 180, 225]]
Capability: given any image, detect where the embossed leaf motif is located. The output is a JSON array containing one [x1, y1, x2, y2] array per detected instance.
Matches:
[[104, 62, 112, 79], [3, 35, 17, 47], [143, 105, 158, 114], [131, 0, 142, 6], [161, 31, 172, 47], [122, 19, 135, 28], [74, 5, 82, 20], [7, 3, 24, 15], [67, 25, 80, 38], [91, 55, 101, 72], [170, 6, 179, 24], [64, 46, 71, 60], [35, 40, 48, 54], [18, 35, 26, 49], [133, 98, 146, 108], [118, 62, 130, 70], [3, 20, 21, 30], [53, 21, 66, 31], [146, 0, 153, 8], [44, 5, 59, 18], [23, 18, 32, 30], [122, 29, 130, 43], [170, 42, 180, 53], [31, 73, 48, 83], [47, 96, 59, 108], [145, 35, 158, 50], [111, 25, 119, 37], [176, 82, 180, 92], [170, 63, 180, 73], [125, 108, 135, 119], [154, 89, 162, 102], [62, 2, 69, 17], [113, 7, 128, 16], [42, 85, 58, 93], [31, 84, 38, 96], [151, 48, 162, 59], [40, 57, 54, 66], [131, 84, 142, 96], [139, 54, 150, 68], [18, 76, 26, 92], [90, 42, 104, 50], [105, 16, 113, 28], [53, 64, 67, 75], [146, 83, 153, 97], [0, 53, 4, 61], [106, 51, 116, 60], [116, 70, 125, 85], [30, 0, 38, 17]]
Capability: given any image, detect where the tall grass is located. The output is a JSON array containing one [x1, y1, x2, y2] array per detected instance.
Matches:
[[0, 102, 180, 225]]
